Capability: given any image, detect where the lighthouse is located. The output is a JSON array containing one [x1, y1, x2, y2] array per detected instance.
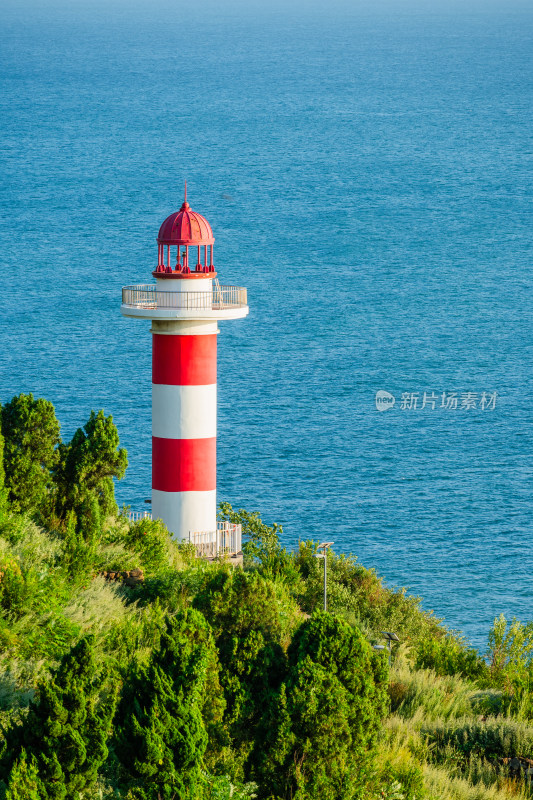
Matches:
[[121, 187, 248, 544]]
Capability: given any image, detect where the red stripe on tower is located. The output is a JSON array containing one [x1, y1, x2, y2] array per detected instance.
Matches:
[[152, 436, 216, 492], [152, 333, 217, 386]]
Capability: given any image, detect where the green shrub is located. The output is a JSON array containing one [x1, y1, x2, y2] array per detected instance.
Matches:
[[112, 516, 172, 574], [485, 616, 533, 718], [101, 598, 168, 675], [423, 763, 530, 800], [205, 774, 258, 799], [93, 540, 139, 573], [375, 715, 431, 798], [4, 608, 81, 662], [487, 615, 533, 688], [389, 682, 410, 713], [390, 662, 478, 722], [469, 690, 504, 718], [0, 557, 38, 618], [135, 560, 216, 612], [3, 521, 61, 569], [4, 750, 45, 799], [61, 576, 130, 637], [0, 657, 42, 711], [415, 636, 488, 681], [378, 761, 424, 800], [217, 503, 299, 585], [421, 717, 533, 761]]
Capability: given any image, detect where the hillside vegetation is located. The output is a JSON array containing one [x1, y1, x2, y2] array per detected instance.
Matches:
[[0, 394, 532, 800]]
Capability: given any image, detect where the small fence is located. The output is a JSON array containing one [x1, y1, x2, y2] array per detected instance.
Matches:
[[189, 522, 242, 558], [125, 512, 242, 558], [122, 285, 247, 311], [127, 510, 152, 522]]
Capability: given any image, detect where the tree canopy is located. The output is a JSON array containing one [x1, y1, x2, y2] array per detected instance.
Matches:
[[2, 637, 116, 800], [0, 396, 127, 534], [53, 409, 127, 525], [113, 609, 218, 800], [1, 394, 60, 515], [255, 612, 389, 799]]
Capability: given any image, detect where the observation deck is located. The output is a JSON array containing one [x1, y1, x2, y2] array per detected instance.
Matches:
[[120, 284, 249, 321]]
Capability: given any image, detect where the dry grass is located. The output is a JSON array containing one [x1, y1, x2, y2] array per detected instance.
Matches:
[[423, 764, 530, 800], [62, 576, 132, 632]]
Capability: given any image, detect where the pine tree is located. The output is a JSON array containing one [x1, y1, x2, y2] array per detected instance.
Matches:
[[2, 637, 116, 800], [5, 750, 45, 800], [0, 405, 8, 513], [1, 393, 61, 515], [256, 612, 389, 800], [53, 409, 127, 524], [113, 608, 220, 800]]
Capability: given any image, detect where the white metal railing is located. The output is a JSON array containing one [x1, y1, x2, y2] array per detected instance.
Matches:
[[127, 510, 152, 522], [190, 522, 242, 558], [126, 512, 242, 558], [122, 285, 247, 311]]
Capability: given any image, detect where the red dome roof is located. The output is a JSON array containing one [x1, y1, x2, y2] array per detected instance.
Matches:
[[157, 201, 214, 246]]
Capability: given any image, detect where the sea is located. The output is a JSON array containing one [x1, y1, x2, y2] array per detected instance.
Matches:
[[0, 0, 531, 650]]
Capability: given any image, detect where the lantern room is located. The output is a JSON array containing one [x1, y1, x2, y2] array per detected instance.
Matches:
[[154, 184, 216, 277]]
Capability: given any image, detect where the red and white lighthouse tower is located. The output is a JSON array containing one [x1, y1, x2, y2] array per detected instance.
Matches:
[[121, 187, 248, 541]]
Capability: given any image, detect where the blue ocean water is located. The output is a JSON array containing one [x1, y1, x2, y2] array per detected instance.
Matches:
[[0, 0, 531, 649]]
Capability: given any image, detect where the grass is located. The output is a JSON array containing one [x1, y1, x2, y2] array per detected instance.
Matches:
[[0, 503, 532, 800], [423, 764, 530, 800], [378, 647, 533, 800]]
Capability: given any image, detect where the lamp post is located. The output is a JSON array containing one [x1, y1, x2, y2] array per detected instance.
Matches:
[[381, 631, 400, 666], [315, 541, 334, 611]]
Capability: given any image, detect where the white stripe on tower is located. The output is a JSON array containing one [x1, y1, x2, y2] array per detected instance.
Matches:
[[152, 385, 217, 440], [151, 325, 217, 540]]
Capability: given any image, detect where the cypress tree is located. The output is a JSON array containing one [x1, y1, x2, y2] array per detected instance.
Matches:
[[114, 608, 220, 800], [1, 393, 60, 515], [53, 409, 127, 524], [255, 612, 389, 800], [2, 637, 116, 799], [0, 405, 8, 513], [5, 750, 45, 800], [193, 568, 288, 764]]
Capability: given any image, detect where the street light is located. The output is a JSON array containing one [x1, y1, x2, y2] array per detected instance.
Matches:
[[381, 631, 400, 666], [315, 541, 334, 611]]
